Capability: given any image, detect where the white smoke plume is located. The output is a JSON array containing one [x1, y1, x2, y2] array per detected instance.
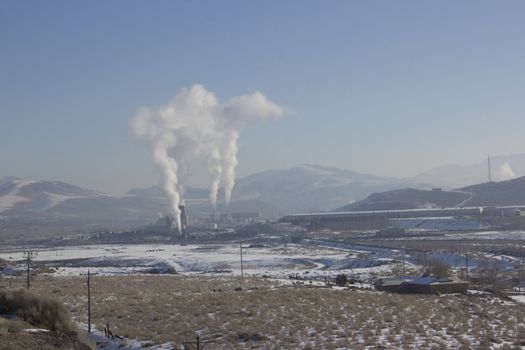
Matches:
[[498, 162, 516, 181], [130, 85, 283, 231]]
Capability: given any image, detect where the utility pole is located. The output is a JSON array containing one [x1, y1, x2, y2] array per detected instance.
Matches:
[[183, 334, 215, 349], [465, 252, 469, 278], [402, 250, 406, 275], [488, 154, 492, 182], [240, 242, 244, 279], [518, 265, 522, 293], [23, 250, 36, 290], [80, 270, 98, 333]]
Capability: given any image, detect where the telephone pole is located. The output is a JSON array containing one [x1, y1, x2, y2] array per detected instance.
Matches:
[[465, 252, 469, 278], [518, 265, 522, 293], [183, 333, 215, 349], [80, 270, 98, 333], [240, 242, 244, 279], [23, 250, 36, 290], [402, 250, 406, 275]]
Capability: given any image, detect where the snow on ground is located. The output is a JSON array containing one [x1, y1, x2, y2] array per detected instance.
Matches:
[[77, 322, 174, 350], [0, 179, 34, 212], [0, 242, 400, 279], [391, 217, 486, 231], [395, 230, 525, 240], [510, 294, 525, 304], [1, 232, 522, 280]]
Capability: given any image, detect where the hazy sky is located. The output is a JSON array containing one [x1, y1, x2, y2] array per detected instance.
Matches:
[[1, 1, 525, 194]]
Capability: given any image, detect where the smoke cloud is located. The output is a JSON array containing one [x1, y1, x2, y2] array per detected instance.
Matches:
[[498, 162, 516, 181], [130, 85, 283, 231]]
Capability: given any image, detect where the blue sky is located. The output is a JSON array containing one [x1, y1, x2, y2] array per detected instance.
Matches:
[[1, 1, 525, 194]]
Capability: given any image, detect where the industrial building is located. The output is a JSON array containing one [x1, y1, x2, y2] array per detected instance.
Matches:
[[279, 206, 525, 231], [209, 212, 262, 224], [375, 276, 470, 294]]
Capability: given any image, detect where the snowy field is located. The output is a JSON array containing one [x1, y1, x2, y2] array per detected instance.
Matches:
[[2, 240, 525, 349], [392, 230, 525, 241], [1, 234, 523, 280], [0, 242, 404, 279]]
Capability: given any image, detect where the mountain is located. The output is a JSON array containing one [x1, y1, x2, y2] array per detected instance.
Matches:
[[338, 188, 471, 212], [0, 177, 105, 213], [229, 164, 430, 213], [412, 153, 525, 189], [459, 176, 525, 207], [125, 164, 428, 215], [0, 177, 167, 237], [339, 175, 525, 212], [0, 177, 279, 238], [0, 165, 428, 237]]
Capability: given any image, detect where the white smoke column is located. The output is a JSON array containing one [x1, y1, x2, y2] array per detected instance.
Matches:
[[153, 146, 182, 230], [130, 85, 219, 231], [207, 148, 223, 209], [130, 85, 283, 227], [220, 130, 240, 205], [219, 92, 283, 205], [498, 162, 516, 181]]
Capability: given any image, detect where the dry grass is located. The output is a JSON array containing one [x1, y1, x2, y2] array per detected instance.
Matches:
[[5, 275, 525, 349]]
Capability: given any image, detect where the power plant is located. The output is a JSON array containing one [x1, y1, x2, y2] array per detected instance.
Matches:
[[280, 205, 525, 231]]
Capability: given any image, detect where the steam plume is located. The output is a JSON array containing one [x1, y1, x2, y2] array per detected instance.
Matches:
[[130, 85, 283, 230], [498, 162, 516, 181]]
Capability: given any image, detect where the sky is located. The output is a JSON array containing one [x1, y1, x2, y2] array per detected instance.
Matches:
[[1, 1, 525, 194]]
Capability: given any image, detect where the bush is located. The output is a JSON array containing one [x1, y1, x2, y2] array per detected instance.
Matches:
[[335, 274, 348, 286], [429, 260, 451, 278], [0, 289, 73, 332]]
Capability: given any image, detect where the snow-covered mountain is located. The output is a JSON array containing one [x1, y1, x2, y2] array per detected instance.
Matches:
[[0, 176, 105, 213], [230, 164, 430, 213], [0, 165, 430, 236], [339, 175, 525, 212], [412, 153, 525, 189]]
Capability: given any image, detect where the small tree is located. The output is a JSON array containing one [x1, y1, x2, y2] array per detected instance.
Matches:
[[429, 260, 451, 278], [335, 274, 348, 286], [417, 253, 432, 276], [477, 256, 499, 283]]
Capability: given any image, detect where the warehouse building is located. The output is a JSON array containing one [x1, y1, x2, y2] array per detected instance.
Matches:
[[375, 276, 469, 294]]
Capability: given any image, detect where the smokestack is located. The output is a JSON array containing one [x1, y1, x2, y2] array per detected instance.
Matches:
[[130, 85, 284, 229], [178, 205, 188, 231]]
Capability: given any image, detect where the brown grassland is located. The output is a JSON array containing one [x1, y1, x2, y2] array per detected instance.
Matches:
[[4, 275, 525, 349]]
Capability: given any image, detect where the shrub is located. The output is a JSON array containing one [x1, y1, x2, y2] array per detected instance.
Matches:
[[0, 289, 73, 332], [335, 274, 348, 286], [429, 260, 451, 278]]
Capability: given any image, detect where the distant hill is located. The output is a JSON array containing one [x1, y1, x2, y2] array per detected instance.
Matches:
[[412, 153, 525, 188], [0, 176, 105, 213], [0, 165, 429, 236], [460, 176, 525, 207], [339, 176, 525, 212], [0, 177, 279, 236], [230, 164, 429, 213], [125, 164, 429, 215], [338, 188, 470, 212]]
